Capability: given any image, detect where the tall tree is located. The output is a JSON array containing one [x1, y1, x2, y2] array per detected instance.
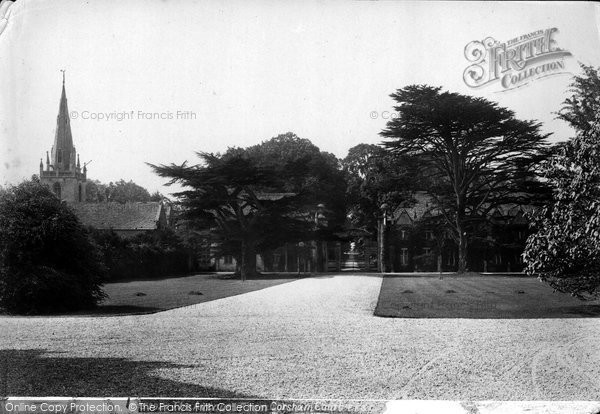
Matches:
[[342, 144, 419, 234], [557, 64, 600, 134], [381, 85, 549, 272], [523, 121, 600, 299], [524, 66, 600, 298], [149, 151, 313, 280], [243, 132, 347, 230], [237, 132, 348, 250]]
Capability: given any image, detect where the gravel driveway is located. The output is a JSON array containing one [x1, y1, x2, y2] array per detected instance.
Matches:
[[1, 274, 599, 399]]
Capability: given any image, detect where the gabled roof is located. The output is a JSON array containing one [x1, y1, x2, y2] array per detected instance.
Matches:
[[70, 201, 164, 231], [392, 192, 436, 223], [254, 192, 296, 201], [391, 191, 535, 224]]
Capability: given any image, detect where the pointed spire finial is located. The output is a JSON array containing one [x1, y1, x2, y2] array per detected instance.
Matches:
[[61, 69, 65, 85]]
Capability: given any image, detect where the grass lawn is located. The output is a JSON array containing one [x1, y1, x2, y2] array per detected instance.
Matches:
[[87, 272, 299, 315], [375, 274, 600, 318]]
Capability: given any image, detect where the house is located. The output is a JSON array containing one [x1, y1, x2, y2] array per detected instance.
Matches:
[[385, 191, 532, 272]]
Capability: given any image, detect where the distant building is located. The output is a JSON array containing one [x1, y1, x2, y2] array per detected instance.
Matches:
[[69, 201, 170, 238], [385, 191, 531, 272], [39, 73, 172, 238], [39, 71, 87, 203]]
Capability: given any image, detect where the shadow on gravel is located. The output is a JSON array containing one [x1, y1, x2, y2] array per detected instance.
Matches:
[[0, 349, 386, 413], [0, 349, 253, 397]]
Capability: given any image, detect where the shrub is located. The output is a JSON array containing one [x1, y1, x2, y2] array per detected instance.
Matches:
[[0, 179, 106, 314], [89, 228, 191, 280]]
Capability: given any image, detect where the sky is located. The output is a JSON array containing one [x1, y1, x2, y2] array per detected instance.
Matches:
[[1, 0, 600, 195]]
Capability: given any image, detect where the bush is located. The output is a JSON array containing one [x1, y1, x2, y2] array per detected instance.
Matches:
[[0, 179, 106, 314], [89, 228, 191, 281]]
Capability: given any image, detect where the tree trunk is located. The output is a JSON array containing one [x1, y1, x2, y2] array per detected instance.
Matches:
[[240, 239, 257, 281], [437, 253, 442, 273], [457, 231, 468, 273], [456, 195, 468, 273]]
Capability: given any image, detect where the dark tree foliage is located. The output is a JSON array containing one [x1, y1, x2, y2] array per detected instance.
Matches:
[[557, 64, 600, 134], [0, 178, 106, 314], [149, 143, 321, 280], [241, 132, 348, 241], [149, 191, 164, 202], [381, 85, 550, 272], [85, 180, 108, 202], [342, 143, 419, 234], [524, 121, 600, 299], [89, 228, 190, 281], [86, 179, 161, 203], [108, 179, 152, 203], [524, 66, 600, 298]]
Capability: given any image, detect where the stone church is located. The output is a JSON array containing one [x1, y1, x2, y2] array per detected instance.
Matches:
[[39, 74, 170, 238], [39, 72, 88, 203]]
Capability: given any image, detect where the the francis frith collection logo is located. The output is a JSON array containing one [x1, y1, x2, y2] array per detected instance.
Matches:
[[463, 28, 572, 91]]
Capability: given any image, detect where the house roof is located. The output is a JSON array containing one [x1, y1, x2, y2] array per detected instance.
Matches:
[[391, 191, 534, 224], [391, 192, 436, 223], [254, 192, 296, 201], [70, 201, 164, 231]]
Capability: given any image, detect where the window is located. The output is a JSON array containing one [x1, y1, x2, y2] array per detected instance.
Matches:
[[400, 229, 407, 240], [78, 183, 82, 202], [494, 253, 502, 265], [400, 248, 409, 266], [52, 182, 61, 200], [447, 252, 456, 266], [423, 247, 432, 256], [57, 149, 62, 163], [224, 255, 233, 264], [425, 230, 434, 240]]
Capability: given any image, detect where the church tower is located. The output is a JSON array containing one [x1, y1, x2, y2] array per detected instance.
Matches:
[[40, 71, 87, 202]]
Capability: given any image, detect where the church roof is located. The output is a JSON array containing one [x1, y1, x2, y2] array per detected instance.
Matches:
[[70, 202, 165, 231], [51, 71, 76, 172]]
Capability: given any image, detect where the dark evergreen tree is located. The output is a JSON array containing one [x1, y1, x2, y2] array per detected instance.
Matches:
[[150, 150, 315, 280], [524, 66, 600, 298], [381, 85, 550, 272]]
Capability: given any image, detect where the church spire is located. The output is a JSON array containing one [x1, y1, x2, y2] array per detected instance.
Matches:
[[51, 70, 75, 172], [40, 72, 88, 203]]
